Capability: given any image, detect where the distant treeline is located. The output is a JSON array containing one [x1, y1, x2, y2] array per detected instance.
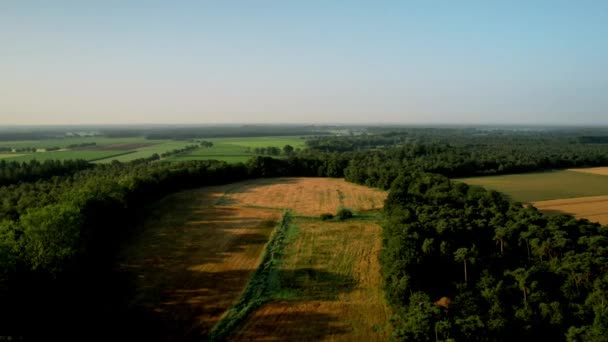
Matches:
[[0, 159, 92, 187], [305, 134, 406, 152], [246, 145, 296, 156], [578, 136, 608, 144], [103, 126, 329, 139], [344, 141, 608, 188]]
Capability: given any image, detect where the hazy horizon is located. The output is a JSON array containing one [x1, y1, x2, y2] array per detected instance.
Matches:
[[2, 1, 607, 125]]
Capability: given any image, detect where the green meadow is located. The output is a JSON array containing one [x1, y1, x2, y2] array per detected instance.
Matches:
[[3, 150, 133, 162], [168, 136, 306, 163]]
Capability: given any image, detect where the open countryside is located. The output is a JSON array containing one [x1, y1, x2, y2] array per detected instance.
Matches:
[[3, 2, 608, 340], [0, 136, 308, 164]]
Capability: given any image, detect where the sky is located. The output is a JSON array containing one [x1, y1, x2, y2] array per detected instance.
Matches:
[[1, 1, 607, 125]]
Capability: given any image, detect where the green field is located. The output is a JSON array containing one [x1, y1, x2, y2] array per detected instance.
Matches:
[[0, 154, 24, 159], [0, 135, 308, 164], [0, 136, 146, 149], [94, 141, 198, 163], [209, 136, 306, 148], [456, 170, 608, 202], [3, 150, 133, 162], [168, 136, 306, 163]]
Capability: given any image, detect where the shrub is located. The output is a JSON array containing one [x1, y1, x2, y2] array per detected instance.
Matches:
[[320, 213, 334, 221], [336, 208, 353, 221]]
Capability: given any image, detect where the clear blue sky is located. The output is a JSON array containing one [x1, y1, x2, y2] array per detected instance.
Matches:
[[1, 1, 607, 125]]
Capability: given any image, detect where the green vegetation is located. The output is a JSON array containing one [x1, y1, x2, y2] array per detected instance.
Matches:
[[320, 213, 334, 220], [0, 154, 24, 159], [0, 136, 144, 150], [170, 136, 305, 163], [3, 150, 133, 162], [3, 126, 608, 340], [456, 170, 608, 202], [336, 207, 354, 221], [208, 211, 296, 341], [94, 140, 198, 163], [0, 136, 307, 164], [210, 136, 306, 149], [382, 173, 608, 341]]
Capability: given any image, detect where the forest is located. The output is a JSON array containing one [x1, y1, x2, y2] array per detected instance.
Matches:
[[382, 173, 607, 341], [0, 128, 607, 340]]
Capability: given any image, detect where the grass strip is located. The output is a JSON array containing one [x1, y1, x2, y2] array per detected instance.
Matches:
[[207, 210, 296, 341]]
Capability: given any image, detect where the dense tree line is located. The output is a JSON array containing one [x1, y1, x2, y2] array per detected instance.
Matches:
[[247, 145, 296, 156], [305, 134, 407, 152], [158, 144, 200, 158], [381, 173, 608, 341], [343, 141, 608, 188], [0, 159, 92, 187]]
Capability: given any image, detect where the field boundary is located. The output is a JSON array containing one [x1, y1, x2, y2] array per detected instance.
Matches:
[[207, 210, 297, 341], [88, 150, 135, 162]]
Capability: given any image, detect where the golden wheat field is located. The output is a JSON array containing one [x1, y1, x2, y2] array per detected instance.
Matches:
[[219, 177, 387, 216], [116, 178, 389, 340], [533, 195, 608, 225], [229, 220, 391, 342], [116, 185, 280, 339], [568, 167, 608, 176]]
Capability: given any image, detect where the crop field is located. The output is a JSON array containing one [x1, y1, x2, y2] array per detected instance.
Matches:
[[456, 170, 608, 202], [93, 142, 158, 150], [116, 184, 281, 339], [569, 166, 608, 176], [0, 136, 145, 149], [93, 140, 198, 163], [229, 219, 391, 341], [533, 196, 608, 225], [0, 153, 24, 159], [0, 135, 308, 164], [2, 150, 133, 162], [218, 177, 387, 216], [210, 136, 307, 149], [169, 136, 307, 163], [457, 168, 608, 225], [117, 178, 389, 340]]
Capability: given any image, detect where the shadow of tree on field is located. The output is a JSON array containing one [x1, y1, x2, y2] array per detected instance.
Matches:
[[95, 267, 356, 342]]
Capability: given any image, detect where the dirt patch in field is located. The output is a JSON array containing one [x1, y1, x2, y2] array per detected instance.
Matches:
[[220, 178, 386, 216], [568, 167, 608, 176], [93, 142, 158, 150], [116, 185, 280, 340], [229, 220, 391, 341], [533, 195, 608, 225]]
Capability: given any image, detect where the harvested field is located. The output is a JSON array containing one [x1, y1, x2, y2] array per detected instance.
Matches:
[[228, 220, 391, 341], [220, 177, 387, 216], [456, 170, 608, 202], [116, 185, 280, 340], [569, 167, 608, 176], [533, 195, 608, 225], [93, 142, 158, 150], [117, 177, 389, 341]]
